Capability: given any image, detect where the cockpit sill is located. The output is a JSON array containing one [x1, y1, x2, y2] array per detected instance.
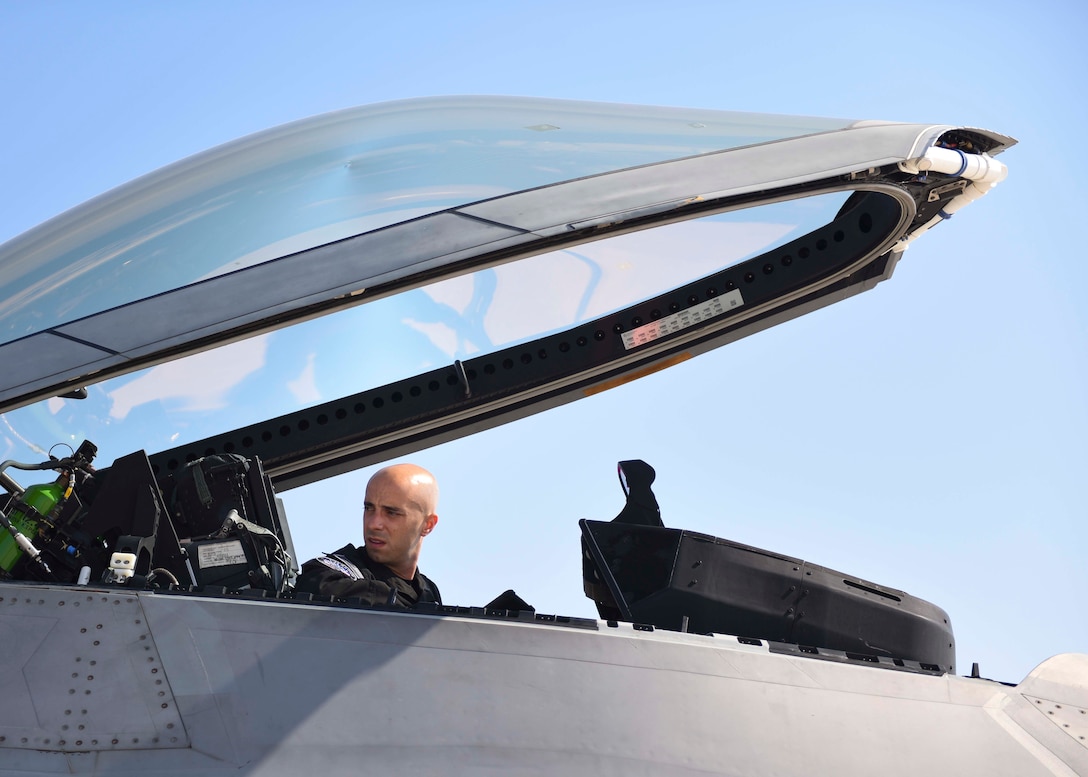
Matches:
[[0, 578, 954, 678]]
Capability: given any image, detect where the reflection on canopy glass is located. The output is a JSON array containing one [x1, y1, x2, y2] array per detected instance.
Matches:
[[0, 192, 848, 465]]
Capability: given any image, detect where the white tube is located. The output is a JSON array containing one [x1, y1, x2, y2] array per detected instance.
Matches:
[[896, 146, 1008, 249], [899, 146, 1008, 185]]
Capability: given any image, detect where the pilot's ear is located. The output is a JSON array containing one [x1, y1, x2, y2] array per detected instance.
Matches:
[[422, 513, 438, 536]]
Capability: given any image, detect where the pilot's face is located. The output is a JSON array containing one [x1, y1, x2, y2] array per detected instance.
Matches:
[[362, 471, 435, 579]]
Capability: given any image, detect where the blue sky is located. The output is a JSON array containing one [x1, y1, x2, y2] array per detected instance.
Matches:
[[1, 0, 1085, 684]]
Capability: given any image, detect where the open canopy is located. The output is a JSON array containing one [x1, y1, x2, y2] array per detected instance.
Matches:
[[0, 97, 1013, 488]]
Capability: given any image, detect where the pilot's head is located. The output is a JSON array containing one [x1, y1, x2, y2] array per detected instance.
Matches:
[[362, 463, 439, 580]]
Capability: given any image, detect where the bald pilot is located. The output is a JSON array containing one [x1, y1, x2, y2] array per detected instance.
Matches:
[[295, 463, 442, 607]]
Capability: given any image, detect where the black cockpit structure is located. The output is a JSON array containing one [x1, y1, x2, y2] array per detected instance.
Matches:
[[582, 460, 955, 671]]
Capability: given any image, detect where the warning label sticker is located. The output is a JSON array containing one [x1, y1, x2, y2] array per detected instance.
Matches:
[[198, 540, 247, 569], [621, 290, 745, 350]]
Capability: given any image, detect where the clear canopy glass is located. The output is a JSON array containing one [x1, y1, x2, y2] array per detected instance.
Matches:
[[0, 97, 850, 345], [0, 192, 849, 465]]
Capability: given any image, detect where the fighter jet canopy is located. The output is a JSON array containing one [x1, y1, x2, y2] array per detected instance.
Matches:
[[0, 96, 1013, 487]]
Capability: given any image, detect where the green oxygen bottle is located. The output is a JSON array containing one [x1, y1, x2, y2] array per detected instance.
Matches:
[[0, 480, 64, 573]]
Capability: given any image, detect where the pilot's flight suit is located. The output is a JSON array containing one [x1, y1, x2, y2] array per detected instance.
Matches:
[[294, 543, 441, 608]]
